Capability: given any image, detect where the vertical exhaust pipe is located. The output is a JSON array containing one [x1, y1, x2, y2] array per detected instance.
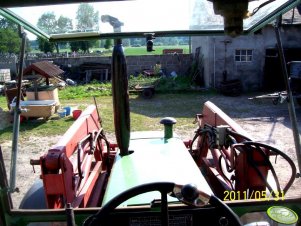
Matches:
[[112, 39, 130, 156]]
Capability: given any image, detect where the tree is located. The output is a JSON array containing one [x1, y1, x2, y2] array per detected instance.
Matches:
[[122, 39, 130, 47], [170, 38, 179, 46], [104, 39, 113, 49], [69, 40, 97, 53], [56, 16, 73, 53], [0, 18, 17, 30], [36, 12, 57, 53], [0, 17, 31, 53], [130, 38, 143, 46], [76, 3, 99, 31], [37, 12, 57, 34], [0, 28, 20, 53], [37, 37, 55, 53], [70, 41, 81, 52], [29, 40, 39, 50], [37, 13, 73, 53], [73, 3, 99, 52], [25, 36, 32, 53], [57, 16, 73, 34], [79, 41, 91, 53]]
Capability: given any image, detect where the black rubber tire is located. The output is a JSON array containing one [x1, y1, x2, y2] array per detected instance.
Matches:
[[142, 88, 154, 99], [19, 180, 47, 209]]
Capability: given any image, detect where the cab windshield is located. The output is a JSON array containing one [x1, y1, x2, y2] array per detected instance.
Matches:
[[0, 0, 299, 40]]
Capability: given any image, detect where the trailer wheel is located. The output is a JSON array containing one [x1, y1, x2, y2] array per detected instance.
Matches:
[[142, 88, 154, 99], [19, 180, 47, 209]]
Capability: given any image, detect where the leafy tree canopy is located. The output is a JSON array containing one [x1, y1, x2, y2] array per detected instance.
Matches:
[[76, 3, 99, 31], [0, 28, 20, 53], [0, 17, 31, 53], [104, 39, 113, 49], [36, 4, 100, 53], [57, 16, 73, 34], [0, 17, 17, 30], [37, 37, 55, 53], [71, 3, 99, 52], [37, 12, 57, 34], [70, 41, 81, 52], [36, 12, 73, 53]]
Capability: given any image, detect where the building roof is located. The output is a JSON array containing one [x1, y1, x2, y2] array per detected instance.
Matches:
[[23, 61, 64, 78]]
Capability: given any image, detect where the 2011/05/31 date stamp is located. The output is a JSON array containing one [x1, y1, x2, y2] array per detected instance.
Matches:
[[224, 190, 285, 201]]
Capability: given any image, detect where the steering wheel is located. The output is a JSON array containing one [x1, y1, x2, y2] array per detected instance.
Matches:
[[83, 182, 243, 226]]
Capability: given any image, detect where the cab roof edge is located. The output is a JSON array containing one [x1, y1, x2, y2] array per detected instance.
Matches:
[[0, 0, 127, 8], [0, 8, 49, 40]]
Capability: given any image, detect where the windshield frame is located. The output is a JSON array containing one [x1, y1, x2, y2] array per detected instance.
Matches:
[[0, 0, 300, 41]]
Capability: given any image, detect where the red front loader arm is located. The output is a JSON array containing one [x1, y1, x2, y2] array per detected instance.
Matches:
[[32, 105, 115, 208], [193, 101, 274, 199]]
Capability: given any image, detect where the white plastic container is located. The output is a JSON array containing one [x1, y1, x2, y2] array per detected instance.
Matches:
[[0, 69, 10, 82], [10, 100, 56, 119]]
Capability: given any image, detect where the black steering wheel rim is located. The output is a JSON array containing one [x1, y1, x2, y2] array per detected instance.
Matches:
[[83, 182, 243, 226]]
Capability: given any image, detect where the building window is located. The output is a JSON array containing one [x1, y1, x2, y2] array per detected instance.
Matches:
[[235, 49, 253, 62]]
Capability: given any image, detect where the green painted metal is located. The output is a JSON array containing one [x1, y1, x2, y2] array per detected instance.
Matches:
[[163, 125, 173, 139], [267, 206, 298, 224], [1, 143, 301, 225], [102, 131, 213, 206], [248, 0, 301, 34], [232, 201, 301, 222], [0, 8, 49, 40], [0, 149, 12, 226], [10, 27, 27, 192], [0, 201, 299, 226], [160, 117, 177, 139], [49, 30, 228, 42]]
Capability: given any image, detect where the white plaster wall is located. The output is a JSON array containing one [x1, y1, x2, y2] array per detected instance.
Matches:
[[192, 25, 301, 91]]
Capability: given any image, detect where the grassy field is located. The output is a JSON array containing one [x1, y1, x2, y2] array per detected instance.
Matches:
[[0, 74, 211, 143], [123, 45, 190, 55], [0, 77, 199, 143], [0, 90, 212, 143], [32, 45, 190, 56]]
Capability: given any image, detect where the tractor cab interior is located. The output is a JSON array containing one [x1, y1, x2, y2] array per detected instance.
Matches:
[[0, 0, 301, 226]]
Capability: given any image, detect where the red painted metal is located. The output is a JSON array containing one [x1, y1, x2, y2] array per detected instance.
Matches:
[[183, 140, 192, 149], [234, 144, 270, 193], [195, 101, 270, 199], [32, 105, 116, 209], [72, 161, 103, 208]]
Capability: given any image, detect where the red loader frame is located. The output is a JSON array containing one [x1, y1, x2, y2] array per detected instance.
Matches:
[[31, 105, 116, 209]]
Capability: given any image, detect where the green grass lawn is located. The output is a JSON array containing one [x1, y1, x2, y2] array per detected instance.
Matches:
[[124, 45, 190, 55], [0, 91, 212, 143], [32, 45, 190, 56]]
